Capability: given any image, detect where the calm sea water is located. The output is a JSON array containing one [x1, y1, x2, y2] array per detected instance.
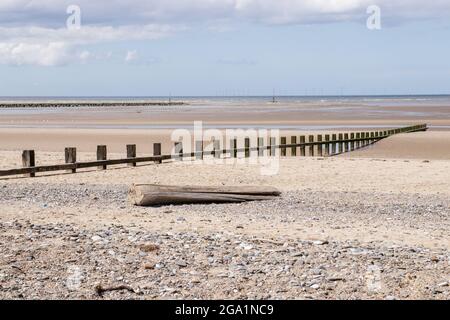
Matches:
[[1, 95, 450, 107], [1, 95, 449, 130]]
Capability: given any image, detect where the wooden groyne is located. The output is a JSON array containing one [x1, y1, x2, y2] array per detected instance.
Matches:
[[0, 124, 427, 178], [0, 101, 186, 108]]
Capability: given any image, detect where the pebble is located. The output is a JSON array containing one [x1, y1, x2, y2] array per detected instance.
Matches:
[[0, 182, 448, 300], [91, 235, 103, 242], [143, 263, 155, 270], [313, 240, 329, 246], [139, 244, 160, 253], [175, 260, 187, 268]]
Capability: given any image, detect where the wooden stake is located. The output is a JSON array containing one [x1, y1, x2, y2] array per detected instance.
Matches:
[[309, 135, 314, 157], [317, 135, 323, 157], [245, 138, 250, 158], [270, 137, 276, 157], [344, 133, 349, 152], [213, 139, 221, 159], [232, 139, 237, 158], [126, 144, 136, 167], [97, 145, 107, 170], [154, 143, 162, 163], [22, 150, 35, 177], [280, 137, 287, 157], [350, 133, 355, 151], [331, 134, 337, 155], [65, 147, 77, 173], [291, 136, 297, 156], [300, 136, 306, 156], [174, 142, 183, 161], [257, 137, 264, 157], [324, 134, 330, 156]]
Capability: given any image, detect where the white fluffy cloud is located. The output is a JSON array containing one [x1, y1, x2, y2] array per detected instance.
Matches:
[[0, 24, 177, 43], [1, 0, 450, 25], [0, 24, 178, 66], [0, 1, 449, 66], [0, 42, 71, 66]]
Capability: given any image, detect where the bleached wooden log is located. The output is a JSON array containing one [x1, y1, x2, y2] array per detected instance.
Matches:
[[128, 184, 281, 206]]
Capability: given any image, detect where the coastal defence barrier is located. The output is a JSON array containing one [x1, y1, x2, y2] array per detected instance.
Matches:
[[0, 124, 427, 178], [0, 102, 185, 108]]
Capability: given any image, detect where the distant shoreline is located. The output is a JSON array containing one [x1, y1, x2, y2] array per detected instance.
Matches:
[[1, 94, 450, 99], [0, 101, 186, 108]]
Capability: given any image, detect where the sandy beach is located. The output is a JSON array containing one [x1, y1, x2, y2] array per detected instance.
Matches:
[[0, 155, 449, 299], [0, 98, 449, 300], [2, 0, 450, 306], [0, 97, 449, 155]]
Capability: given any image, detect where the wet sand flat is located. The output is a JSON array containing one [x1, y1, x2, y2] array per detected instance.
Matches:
[[1, 101, 450, 128], [0, 99, 449, 299], [1, 99, 449, 159]]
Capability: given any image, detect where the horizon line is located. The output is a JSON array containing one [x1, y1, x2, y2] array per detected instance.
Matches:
[[1, 93, 450, 99]]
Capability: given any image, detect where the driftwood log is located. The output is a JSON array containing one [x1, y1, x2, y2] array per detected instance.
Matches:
[[128, 184, 281, 206]]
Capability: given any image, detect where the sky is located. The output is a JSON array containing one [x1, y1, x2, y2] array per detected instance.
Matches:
[[0, 0, 449, 97]]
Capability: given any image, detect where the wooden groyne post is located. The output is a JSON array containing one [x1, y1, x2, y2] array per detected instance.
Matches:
[[22, 150, 35, 178], [308, 135, 314, 157], [97, 145, 107, 170], [154, 143, 162, 163], [300, 136, 306, 156], [291, 136, 297, 156], [127, 144, 137, 167], [65, 147, 77, 173], [174, 142, 183, 161], [280, 137, 287, 157], [324, 135, 330, 156], [1, 124, 428, 179]]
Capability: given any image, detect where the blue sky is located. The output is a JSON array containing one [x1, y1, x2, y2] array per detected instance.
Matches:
[[0, 1, 449, 96]]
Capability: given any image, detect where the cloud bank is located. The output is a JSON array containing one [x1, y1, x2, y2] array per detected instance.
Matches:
[[1, 1, 449, 66]]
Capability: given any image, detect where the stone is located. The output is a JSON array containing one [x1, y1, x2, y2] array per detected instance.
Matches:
[[143, 263, 155, 270], [139, 243, 160, 253], [91, 235, 103, 242], [175, 260, 187, 268]]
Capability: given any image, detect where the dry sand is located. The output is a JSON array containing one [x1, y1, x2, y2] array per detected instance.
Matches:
[[343, 131, 450, 160], [0, 101, 449, 299], [0, 129, 449, 165], [0, 154, 449, 299]]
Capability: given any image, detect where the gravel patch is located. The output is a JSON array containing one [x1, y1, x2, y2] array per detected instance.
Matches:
[[0, 182, 448, 300], [0, 220, 448, 300]]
